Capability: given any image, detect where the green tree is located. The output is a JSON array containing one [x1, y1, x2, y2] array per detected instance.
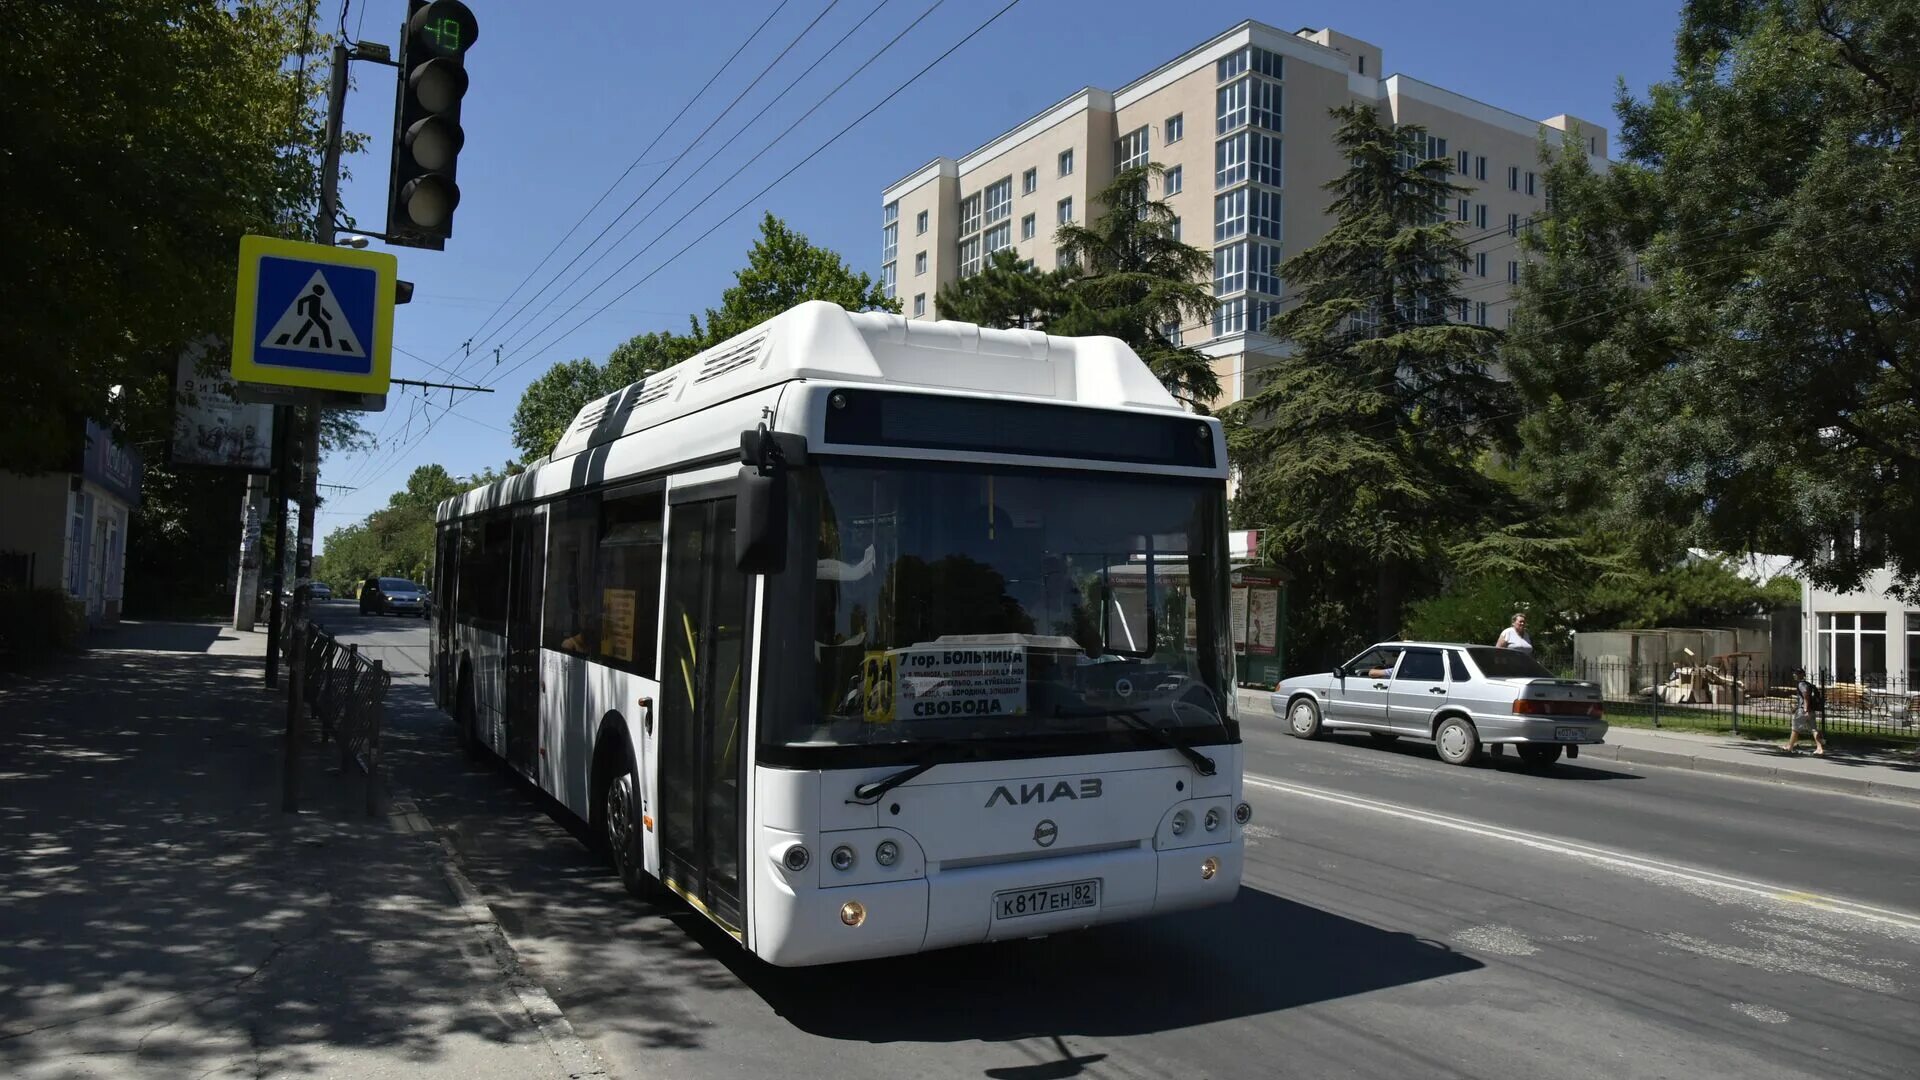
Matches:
[[509, 329, 697, 460], [2, 0, 355, 469], [1513, 0, 1920, 598], [690, 213, 897, 346], [1052, 164, 1221, 409], [1224, 104, 1517, 665], [935, 249, 1076, 330]]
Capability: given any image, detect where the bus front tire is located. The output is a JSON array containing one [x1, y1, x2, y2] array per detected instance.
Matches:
[[603, 763, 662, 902]]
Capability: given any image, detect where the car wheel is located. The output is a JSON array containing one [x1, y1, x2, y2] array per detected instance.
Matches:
[[1434, 716, 1480, 766], [1518, 744, 1563, 768], [1368, 731, 1400, 743], [1286, 697, 1323, 739]]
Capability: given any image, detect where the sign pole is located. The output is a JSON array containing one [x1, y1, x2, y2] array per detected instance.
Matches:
[[231, 471, 267, 631], [264, 405, 290, 687]]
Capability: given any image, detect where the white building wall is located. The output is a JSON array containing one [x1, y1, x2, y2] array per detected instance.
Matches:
[[1801, 570, 1918, 689]]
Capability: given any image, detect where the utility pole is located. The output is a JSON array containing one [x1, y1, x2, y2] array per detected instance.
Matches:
[[264, 407, 290, 686], [231, 473, 268, 631]]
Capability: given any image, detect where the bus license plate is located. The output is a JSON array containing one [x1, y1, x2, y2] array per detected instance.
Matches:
[[994, 879, 1098, 920], [1554, 726, 1585, 742]]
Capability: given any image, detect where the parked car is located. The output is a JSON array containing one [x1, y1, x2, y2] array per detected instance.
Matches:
[[360, 577, 428, 617], [308, 581, 333, 601], [1273, 642, 1606, 767]]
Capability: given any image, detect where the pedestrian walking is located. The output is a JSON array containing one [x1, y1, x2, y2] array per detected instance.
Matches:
[[1495, 613, 1533, 654], [1783, 666, 1827, 756]]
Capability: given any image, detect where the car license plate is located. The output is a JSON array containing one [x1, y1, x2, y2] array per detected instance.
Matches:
[[994, 879, 1098, 920], [1554, 726, 1586, 742]]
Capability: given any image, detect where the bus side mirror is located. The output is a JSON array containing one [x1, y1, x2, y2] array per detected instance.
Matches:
[[736, 426, 806, 575]]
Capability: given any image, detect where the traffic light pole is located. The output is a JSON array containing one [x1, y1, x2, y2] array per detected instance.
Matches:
[[283, 43, 350, 813]]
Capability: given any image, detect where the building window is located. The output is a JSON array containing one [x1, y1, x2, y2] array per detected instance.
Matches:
[[1215, 133, 1247, 187], [1217, 48, 1247, 82], [915, 209, 928, 235], [1058, 148, 1074, 177], [913, 294, 926, 317], [1249, 79, 1282, 133], [1020, 213, 1036, 240], [1476, 301, 1488, 326], [1214, 188, 1246, 242], [1022, 167, 1037, 195], [1247, 241, 1282, 295], [1213, 244, 1246, 295], [1526, 171, 1537, 196], [1217, 78, 1248, 134], [1908, 613, 1919, 680], [1508, 212, 1519, 238], [914, 251, 927, 275], [1476, 251, 1487, 277], [1057, 196, 1073, 224], [984, 177, 1012, 225], [984, 222, 1011, 255], [1357, 54, 1366, 75], [1117, 125, 1150, 172], [958, 236, 981, 278], [1508, 260, 1519, 284], [1165, 165, 1182, 196], [1161, 320, 1182, 346], [1170, 216, 1181, 241], [1818, 612, 1889, 684], [1476, 203, 1488, 230], [1213, 296, 1246, 335], [959, 193, 981, 236], [880, 261, 896, 299], [1056, 245, 1075, 270], [1505, 307, 1514, 328], [1457, 298, 1470, 322], [881, 201, 898, 280], [1165, 113, 1184, 144], [1508, 165, 1520, 191], [1457, 198, 1470, 222], [1457, 149, 1470, 176]]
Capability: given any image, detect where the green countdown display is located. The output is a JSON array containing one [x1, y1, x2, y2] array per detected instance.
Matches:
[[410, 1, 478, 59]]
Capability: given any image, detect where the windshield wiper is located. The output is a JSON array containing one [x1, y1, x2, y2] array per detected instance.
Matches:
[[1054, 707, 1216, 776], [846, 741, 980, 805]]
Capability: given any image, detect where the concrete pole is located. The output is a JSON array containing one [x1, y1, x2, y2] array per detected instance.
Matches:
[[231, 472, 268, 631]]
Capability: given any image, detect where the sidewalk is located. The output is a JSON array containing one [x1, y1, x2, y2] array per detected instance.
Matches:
[[0, 621, 588, 1079], [1238, 689, 1920, 806]]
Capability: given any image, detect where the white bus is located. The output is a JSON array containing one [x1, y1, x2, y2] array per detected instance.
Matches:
[[431, 301, 1248, 966]]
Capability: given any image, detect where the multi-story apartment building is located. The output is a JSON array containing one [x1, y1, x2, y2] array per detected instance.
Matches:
[[879, 21, 1609, 409]]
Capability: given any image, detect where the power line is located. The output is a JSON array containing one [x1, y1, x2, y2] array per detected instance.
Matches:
[[434, 0, 803, 379], [486, 0, 896, 364], [486, 0, 1006, 388]]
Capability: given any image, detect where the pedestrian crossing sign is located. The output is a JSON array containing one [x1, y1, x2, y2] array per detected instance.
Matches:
[[231, 235, 395, 397]]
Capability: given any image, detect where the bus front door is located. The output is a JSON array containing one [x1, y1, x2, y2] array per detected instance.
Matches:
[[504, 506, 546, 777], [658, 495, 747, 933]]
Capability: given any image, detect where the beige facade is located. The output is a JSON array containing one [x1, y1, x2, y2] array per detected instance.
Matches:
[[879, 20, 1610, 409]]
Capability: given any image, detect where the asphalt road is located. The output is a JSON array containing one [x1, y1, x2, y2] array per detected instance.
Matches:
[[319, 606, 1920, 1080]]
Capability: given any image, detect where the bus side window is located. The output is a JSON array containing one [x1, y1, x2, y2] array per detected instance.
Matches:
[[543, 493, 599, 656], [595, 488, 664, 675]]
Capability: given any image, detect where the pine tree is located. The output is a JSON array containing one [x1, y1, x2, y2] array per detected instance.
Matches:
[[1224, 103, 1516, 660], [935, 250, 1076, 331]]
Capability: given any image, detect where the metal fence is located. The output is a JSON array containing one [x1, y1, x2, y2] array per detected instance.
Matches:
[[285, 616, 389, 813], [1564, 659, 1919, 742]]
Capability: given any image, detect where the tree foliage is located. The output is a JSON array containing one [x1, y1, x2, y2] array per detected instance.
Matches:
[[2, 0, 356, 469], [1223, 104, 1517, 666], [1508, 0, 1920, 598], [313, 464, 507, 592], [509, 331, 698, 460], [690, 212, 898, 345], [935, 250, 1077, 331]]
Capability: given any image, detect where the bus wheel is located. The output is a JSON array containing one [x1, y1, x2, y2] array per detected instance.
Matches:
[[603, 765, 658, 901]]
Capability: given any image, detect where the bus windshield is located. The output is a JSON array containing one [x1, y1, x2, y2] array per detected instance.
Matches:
[[776, 462, 1234, 750]]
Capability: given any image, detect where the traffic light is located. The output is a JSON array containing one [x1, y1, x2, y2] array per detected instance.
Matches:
[[386, 0, 478, 250]]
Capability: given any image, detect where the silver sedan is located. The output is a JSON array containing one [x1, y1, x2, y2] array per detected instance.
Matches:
[[1271, 642, 1606, 767]]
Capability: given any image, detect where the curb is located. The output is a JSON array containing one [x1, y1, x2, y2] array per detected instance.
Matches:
[[1577, 743, 1920, 807], [1236, 690, 1920, 807], [389, 794, 610, 1078]]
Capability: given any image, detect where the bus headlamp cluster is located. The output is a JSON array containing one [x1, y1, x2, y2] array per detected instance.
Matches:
[[782, 845, 811, 872], [1171, 808, 1192, 836], [1204, 807, 1223, 832], [830, 845, 856, 872], [875, 840, 900, 867], [1234, 802, 1252, 825]]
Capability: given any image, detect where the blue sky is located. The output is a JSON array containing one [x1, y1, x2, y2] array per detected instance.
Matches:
[[317, 0, 1685, 543]]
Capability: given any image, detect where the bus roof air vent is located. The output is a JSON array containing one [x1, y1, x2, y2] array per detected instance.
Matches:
[[694, 331, 769, 385], [634, 373, 677, 407]]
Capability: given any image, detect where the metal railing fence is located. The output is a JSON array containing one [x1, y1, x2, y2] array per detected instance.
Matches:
[[1564, 659, 1917, 742]]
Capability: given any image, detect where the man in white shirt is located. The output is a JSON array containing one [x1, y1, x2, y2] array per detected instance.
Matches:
[[1495, 613, 1532, 653]]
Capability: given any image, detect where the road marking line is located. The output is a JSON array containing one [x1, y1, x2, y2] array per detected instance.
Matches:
[[1244, 773, 1920, 934]]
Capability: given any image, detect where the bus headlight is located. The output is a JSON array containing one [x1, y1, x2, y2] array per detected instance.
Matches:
[[840, 900, 866, 926], [1234, 802, 1252, 825], [782, 845, 810, 872], [1201, 856, 1219, 880], [1204, 807, 1223, 832], [875, 840, 900, 867], [830, 844, 856, 872], [1171, 809, 1192, 836]]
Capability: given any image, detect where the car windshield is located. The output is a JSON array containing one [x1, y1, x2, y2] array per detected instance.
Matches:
[[379, 578, 421, 591], [1468, 647, 1553, 678], [770, 462, 1234, 749]]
